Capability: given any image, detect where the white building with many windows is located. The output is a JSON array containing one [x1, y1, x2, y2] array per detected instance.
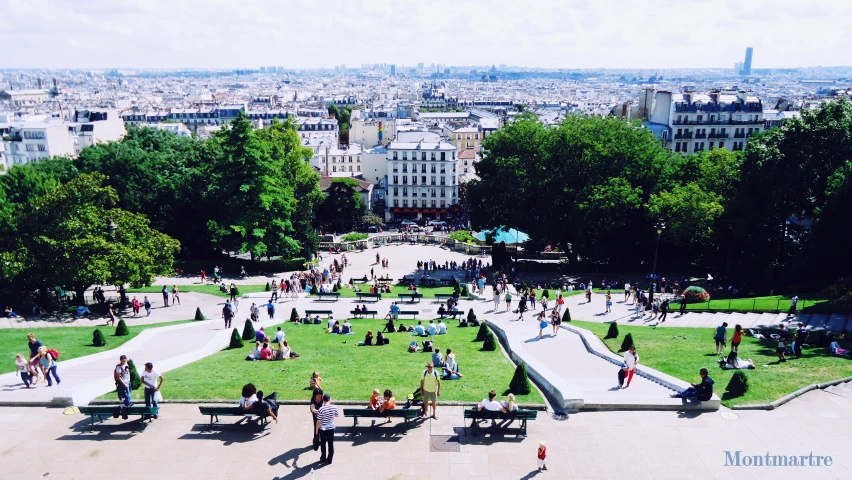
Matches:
[[384, 141, 458, 221]]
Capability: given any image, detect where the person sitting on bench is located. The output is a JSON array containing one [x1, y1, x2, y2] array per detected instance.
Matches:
[[477, 389, 507, 427], [412, 321, 426, 337], [671, 368, 715, 400], [353, 305, 362, 318], [378, 389, 396, 422], [438, 305, 447, 318], [238, 383, 278, 423], [369, 388, 381, 410]]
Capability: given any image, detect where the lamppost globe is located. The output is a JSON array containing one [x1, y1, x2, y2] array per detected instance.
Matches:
[[107, 219, 117, 237], [655, 220, 665, 236]]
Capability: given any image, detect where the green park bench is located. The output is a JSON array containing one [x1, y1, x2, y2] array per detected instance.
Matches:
[[463, 408, 538, 437], [434, 293, 457, 301], [304, 310, 333, 318], [376, 278, 394, 283], [397, 293, 422, 303], [350, 310, 378, 318], [399, 310, 419, 319], [79, 405, 159, 428], [356, 292, 382, 302], [316, 292, 340, 302], [198, 405, 269, 429], [342, 407, 421, 433], [439, 310, 464, 319], [350, 277, 369, 284]]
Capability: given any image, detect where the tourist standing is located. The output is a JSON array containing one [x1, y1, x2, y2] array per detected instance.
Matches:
[[271, 280, 278, 301], [776, 324, 789, 362], [605, 290, 612, 314], [731, 324, 743, 352], [172, 285, 180, 305], [144, 296, 152, 317], [556, 294, 564, 314], [537, 441, 548, 471], [518, 295, 527, 321], [505, 291, 512, 312], [714, 322, 728, 355], [230, 283, 238, 302], [161, 285, 170, 307], [679, 294, 687, 315], [114, 355, 132, 407], [659, 299, 669, 323], [222, 301, 233, 329], [621, 346, 638, 388], [250, 303, 259, 322], [267, 300, 275, 320], [315, 393, 338, 465], [420, 362, 441, 419], [141, 362, 163, 417], [794, 323, 808, 359], [309, 388, 323, 447]]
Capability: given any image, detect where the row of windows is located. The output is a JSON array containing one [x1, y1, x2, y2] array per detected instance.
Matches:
[[391, 176, 454, 186], [24, 144, 47, 152], [392, 187, 449, 197], [454, 133, 480, 140], [23, 131, 45, 140], [329, 156, 359, 163], [393, 199, 447, 208], [330, 165, 361, 173], [392, 151, 451, 161], [393, 164, 446, 173], [674, 141, 745, 153]]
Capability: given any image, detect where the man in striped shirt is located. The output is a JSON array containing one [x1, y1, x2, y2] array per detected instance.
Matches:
[[314, 393, 338, 464]]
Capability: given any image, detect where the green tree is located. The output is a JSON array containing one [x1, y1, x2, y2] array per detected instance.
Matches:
[[318, 178, 365, 231], [726, 371, 749, 397], [194, 307, 205, 321], [482, 330, 497, 351], [475, 321, 488, 341], [115, 319, 129, 336], [605, 322, 619, 339], [1, 173, 180, 304], [127, 359, 142, 390], [92, 329, 106, 347], [242, 318, 256, 341], [619, 333, 634, 352], [508, 362, 532, 395], [229, 328, 245, 349]]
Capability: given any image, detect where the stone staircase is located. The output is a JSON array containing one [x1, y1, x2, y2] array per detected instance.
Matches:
[[823, 380, 852, 400]]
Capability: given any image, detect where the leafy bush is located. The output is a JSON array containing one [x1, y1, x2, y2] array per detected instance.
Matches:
[[482, 330, 497, 351], [448, 230, 477, 244], [475, 321, 489, 341], [619, 333, 634, 352], [682, 286, 711, 304], [229, 328, 244, 349], [461, 284, 469, 296], [194, 307, 205, 321], [726, 371, 749, 397], [332, 283, 339, 292], [541, 289, 549, 300], [341, 233, 368, 242], [467, 308, 476, 323], [562, 308, 571, 323], [115, 319, 129, 336], [362, 214, 384, 227], [257, 257, 307, 272], [290, 308, 299, 322], [242, 318, 256, 341], [606, 322, 619, 339], [127, 359, 142, 390], [509, 363, 532, 395], [265, 282, 271, 291], [92, 329, 106, 347]]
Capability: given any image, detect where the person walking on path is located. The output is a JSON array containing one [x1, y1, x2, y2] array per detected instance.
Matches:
[[537, 441, 548, 471], [267, 300, 275, 320], [556, 294, 564, 314], [141, 362, 163, 418], [537, 312, 548, 339], [679, 294, 687, 315], [529, 289, 536, 310], [517, 295, 527, 321], [789, 295, 799, 315], [549, 308, 560, 336], [505, 291, 513, 313], [172, 285, 180, 305], [605, 290, 612, 314], [106, 302, 118, 326], [161, 285, 170, 307], [621, 346, 639, 388], [131, 296, 141, 317], [222, 301, 233, 329], [114, 355, 132, 407], [144, 296, 152, 317], [420, 362, 441, 419], [315, 393, 338, 465], [229, 283, 238, 302], [493, 287, 501, 311], [714, 322, 728, 355], [624, 283, 631, 302], [658, 299, 669, 323], [38, 346, 60, 386]]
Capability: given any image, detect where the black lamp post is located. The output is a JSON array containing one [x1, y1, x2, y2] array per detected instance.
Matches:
[[647, 219, 665, 309]]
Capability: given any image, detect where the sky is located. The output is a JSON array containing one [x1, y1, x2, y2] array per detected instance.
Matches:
[[1, 0, 851, 70]]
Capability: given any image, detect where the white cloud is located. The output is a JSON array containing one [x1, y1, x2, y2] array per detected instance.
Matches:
[[0, 0, 849, 69]]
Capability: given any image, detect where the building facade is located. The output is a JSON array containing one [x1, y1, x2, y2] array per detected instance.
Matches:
[[384, 141, 458, 221]]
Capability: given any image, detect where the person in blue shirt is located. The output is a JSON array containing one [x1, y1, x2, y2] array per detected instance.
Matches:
[[427, 321, 437, 336], [391, 302, 400, 320], [413, 321, 426, 336], [266, 301, 275, 320]]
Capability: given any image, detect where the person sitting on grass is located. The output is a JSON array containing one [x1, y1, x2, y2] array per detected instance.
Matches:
[[275, 341, 291, 360], [723, 351, 755, 370], [331, 321, 341, 334], [368, 388, 381, 410], [384, 319, 396, 333], [431, 348, 444, 368], [342, 319, 353, 335], [378, 389, 396, 422], [376, 331, 386, 346], [260, 342, 273, 360], [437, 320, 448, 335], [442, 349, 462, 379], [397, 323, 408, 333], [248, 341, 262, 361], [364, 330, 374, 346], [408, 340, 420, 353], [310, 372, 322, 390], [427, 320, 438, 336], [413, 321, 426, 337], [671, 368, 715, 400]]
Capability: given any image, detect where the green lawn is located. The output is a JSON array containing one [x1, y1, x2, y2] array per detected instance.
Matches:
[[570, 320, 852, 407], [128, 284, 269, 298], [683, 295, 832, 313], [316, 285, 456, 298], [0, 320, 193, 374], [120, 319, 544, 404]]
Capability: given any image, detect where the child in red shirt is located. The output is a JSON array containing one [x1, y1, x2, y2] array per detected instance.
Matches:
[[537, 440, 547, 470]]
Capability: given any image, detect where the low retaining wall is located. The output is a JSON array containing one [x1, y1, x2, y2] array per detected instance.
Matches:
[[731, 375, 852, 410]]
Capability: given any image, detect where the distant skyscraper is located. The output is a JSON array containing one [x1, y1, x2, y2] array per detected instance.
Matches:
[[734, 62, 744, 74], [743, 47, 753, 75], [390, 64, 396, 76]]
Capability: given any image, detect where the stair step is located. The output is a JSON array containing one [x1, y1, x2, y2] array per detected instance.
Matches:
[[827, 314, 847, 332], [807, 313, 830, 330]]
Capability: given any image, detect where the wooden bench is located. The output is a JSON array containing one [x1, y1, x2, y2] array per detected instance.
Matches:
[[376, 278, 394, 283], [342, 408, 421, 433], [399, 310, 419, 319], [79, 405, 159, 427], [439, 310, 465, 319], [350, 310, 378, 318], [434, 293, 456, 301], [356, 292, 382, 302], [398, 293, 422, 303], [316, 292, 340, 302], [305, 310, 333, 318], [350, 277, 369, 284], [463, 409, 538, 437], [198, 406, 269, 429]]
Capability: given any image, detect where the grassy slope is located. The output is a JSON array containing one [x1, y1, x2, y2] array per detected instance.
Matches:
[[0, 320, 193, 374], [128, 285, 269, 298], [684, 295, 830, 312], [570, 320, 852, 407], [135, 319, 544, 404]]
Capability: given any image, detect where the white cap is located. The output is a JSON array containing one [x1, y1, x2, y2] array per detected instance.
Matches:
[[540, 440, 545, 446]]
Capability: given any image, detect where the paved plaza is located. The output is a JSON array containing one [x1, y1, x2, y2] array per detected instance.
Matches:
[[2, 244, 851, 479]]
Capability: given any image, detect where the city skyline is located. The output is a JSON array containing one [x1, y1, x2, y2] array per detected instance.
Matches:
[[1, 0, 851, 70]]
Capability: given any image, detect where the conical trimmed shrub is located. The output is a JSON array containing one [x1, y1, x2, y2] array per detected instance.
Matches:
[[127, 359, 142, 390], [726, 371, 749, 397], [332, 283, 339, 292], [242, 318, 256, 341], [265, 282, 271, 291], [92, 328, 106, 347], [290, 308, 299, 322], [509, 363, 532, 395], [482, 330, 497, 351], [619, 333, 634, 352], [467, 308, 476, 323], [606, 322, 619, 339], [542, 289, 549, 300], [115, 319, 129, 336], [461, 285, 469, 296], [194, 307, 205, 321], [562, 308, 571, 323], [229, 328, 244, 349], [475, 321, 489, 341]]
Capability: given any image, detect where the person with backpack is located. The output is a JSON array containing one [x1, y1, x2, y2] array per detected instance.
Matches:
[[143, 296, 152, 317], [420, 362, 441, 420], [222, 301, 233, 329], [38, 346, 60, 386]]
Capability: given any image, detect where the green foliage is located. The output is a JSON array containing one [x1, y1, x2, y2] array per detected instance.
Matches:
[[241, 318, 256, 341], [541, 289, 549, 300], [290, 308, 299, 322], [341, 233, 368, 242], [605, 322, 619, 339], [682, 286, 711, 304], [448, 230, 477, 244], [92, 328, 106, 347], [194, 307, 205, 321], [482, 330, 497, 351], [508, 362, 532, 395], [229, 328, 244, 349], [332, 282, 339, 292], [467, 308, 476, 323], [115, 319, 129, 336], [318, 178, 366, 231], [619, 333, 634, 352], [265, 282, 271, 291], [475, 321, 488, 341], [562, 307, 571, 323], [361, 214, 384, 227], [127, 359, 142, 390], [461, 284, 469, 296], [726, 370, 750, 397]]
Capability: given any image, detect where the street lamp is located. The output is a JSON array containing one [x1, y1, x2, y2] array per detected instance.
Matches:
[[648, 219, 665, 309], [107, 218, 117, 238]]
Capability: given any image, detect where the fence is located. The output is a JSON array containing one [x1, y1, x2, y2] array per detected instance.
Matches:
[[319, 234, 492, 256], [684, 298, 844, 314]]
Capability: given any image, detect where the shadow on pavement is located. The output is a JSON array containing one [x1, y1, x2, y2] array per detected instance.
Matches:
[[179, 423, 271, 444]]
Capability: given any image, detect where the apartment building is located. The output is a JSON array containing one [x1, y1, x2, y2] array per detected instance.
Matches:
[[444, 124, 483, 151], [384, 141, 458, 221], [643, 88, 763, 153]]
